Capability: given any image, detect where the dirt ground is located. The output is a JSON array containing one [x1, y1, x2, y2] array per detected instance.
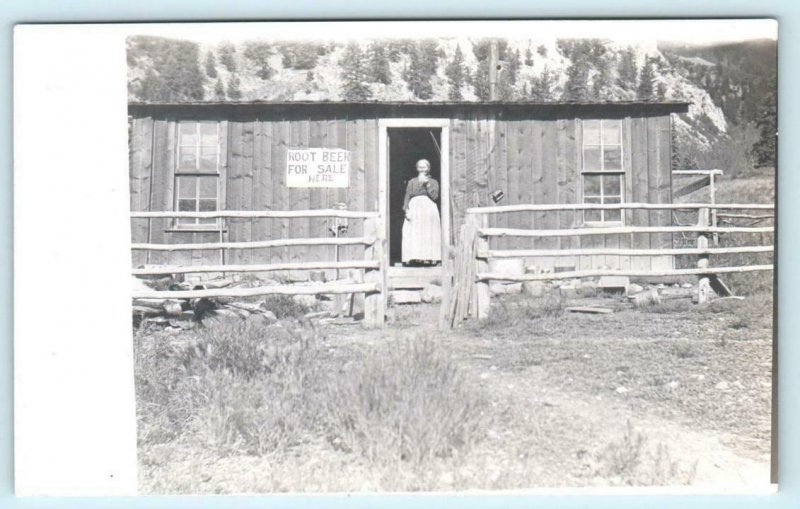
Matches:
[[138, 290, 773, 494]]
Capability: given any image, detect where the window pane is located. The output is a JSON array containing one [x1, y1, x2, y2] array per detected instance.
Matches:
[[198, 217, 217, 225], [605, 196, 621, 204], [583, 120, 601, 145], [178, 148, 197, 171], [583, 174, 601, 196], [176, 217, 196, 225], [584, 210, 601, 222], [583, 147, 602, 171], [200, 122, 217, 146], [177, 176, 197, 198], [178, 199, 196, 212], [603, 147, 622, 171], [603, 175, 621, 196], [199, 146, 218, 172], [199, 199, 217, 212], [198, 177, 217, 198], [605, 209, 622, 222], [602, 120, 622, 144], [179, 122, 197, 146]]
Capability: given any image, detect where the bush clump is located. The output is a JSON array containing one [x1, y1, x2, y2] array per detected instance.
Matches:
[[322, 337, 488, 465]]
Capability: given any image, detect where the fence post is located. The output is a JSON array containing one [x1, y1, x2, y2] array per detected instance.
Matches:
[[363, 217, 385, 328], [696, 207, 711, 304], [472, 213, 491, 320]]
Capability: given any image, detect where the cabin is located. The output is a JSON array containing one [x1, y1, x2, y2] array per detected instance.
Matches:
[[128, 100, 690, 295]]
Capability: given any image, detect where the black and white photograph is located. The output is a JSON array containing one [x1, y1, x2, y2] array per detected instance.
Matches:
[[123, 20, 777, 494]]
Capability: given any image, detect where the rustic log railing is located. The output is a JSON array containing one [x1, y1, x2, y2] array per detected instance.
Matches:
[[445, 203, 774, 326], [131, 209, 387, 328]]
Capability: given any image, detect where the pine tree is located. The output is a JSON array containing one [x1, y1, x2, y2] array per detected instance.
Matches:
[[128, 36, 205, 102], [204, 51, 217, 78], [751, 72, 777, 167], [340, 43, 372, 101], [507, 48, 521, 85], [562, 57, 590, 101], [244, 42, 274, 80], [214, 78, 225, 100], [537, 44, 547, 57], [591, 64, 610, 101], [656, 81, 668, 101], [445, 45, 466, 100], [279, 42, 320, 70], [227, 74, 242, 100], [219, 43, 237, 73], [617, 47, 638, 92], [530, 66, 555, 101], [473, 63, 490, 100], [524, 46, 534, 66], [403, 41, 438, 100], [637, 58, 656, 101], [368, 43, 392, 85]]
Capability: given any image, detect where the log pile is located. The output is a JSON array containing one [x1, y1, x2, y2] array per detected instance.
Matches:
[[132, 275, 301, 326]]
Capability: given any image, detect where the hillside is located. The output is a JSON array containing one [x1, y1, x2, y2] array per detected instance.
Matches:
[[127, 35, 776, 172]]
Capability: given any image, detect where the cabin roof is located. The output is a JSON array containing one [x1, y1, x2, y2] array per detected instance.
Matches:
[[129, 99, 690, 112]]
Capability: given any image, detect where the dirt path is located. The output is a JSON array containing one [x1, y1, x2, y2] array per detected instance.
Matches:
[[470, 359, 770, 488], [324, 304, 772, 489]]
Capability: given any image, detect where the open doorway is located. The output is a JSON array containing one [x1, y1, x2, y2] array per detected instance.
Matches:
[[387, 127, 442, 266]]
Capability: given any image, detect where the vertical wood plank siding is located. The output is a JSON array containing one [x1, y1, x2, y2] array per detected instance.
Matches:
[[129, 108, 674, 269]]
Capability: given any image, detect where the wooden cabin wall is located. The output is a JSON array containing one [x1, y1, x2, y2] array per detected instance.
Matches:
[[448, 112, 673, 272], [129, 108, 673, 272], [129, 113, 381, 268]]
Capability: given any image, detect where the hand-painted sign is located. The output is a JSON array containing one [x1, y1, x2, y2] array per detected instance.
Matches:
[[286, 148, 350, 188]]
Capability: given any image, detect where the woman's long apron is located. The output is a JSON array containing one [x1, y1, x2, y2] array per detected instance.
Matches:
[[402, 195, 442, 263]]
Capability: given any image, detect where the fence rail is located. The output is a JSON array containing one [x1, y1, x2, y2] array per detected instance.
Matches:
[[445, 203, 774, 327], [131, 209, 380, 219], [131, 210, 386, 328], [466, 202, 774, 214]]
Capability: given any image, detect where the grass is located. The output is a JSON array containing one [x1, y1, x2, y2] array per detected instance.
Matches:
[[323, 336, 488, 465], [135, 319, 489, 473], [469, 289, 565, 332], [596, 421, 698, 486]]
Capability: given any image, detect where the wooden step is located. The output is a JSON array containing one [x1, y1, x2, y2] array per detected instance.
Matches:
[[388, 266, 442, 290]]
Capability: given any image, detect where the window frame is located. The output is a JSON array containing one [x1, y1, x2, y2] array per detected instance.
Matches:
[[173, 121, 222, 230], [580, 119, 625, 227]]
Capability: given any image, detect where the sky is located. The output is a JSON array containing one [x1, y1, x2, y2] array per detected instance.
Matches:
[[126, 19, 778, 45]]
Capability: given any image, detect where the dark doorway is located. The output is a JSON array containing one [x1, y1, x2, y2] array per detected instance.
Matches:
[[387, 127, 442, 265]]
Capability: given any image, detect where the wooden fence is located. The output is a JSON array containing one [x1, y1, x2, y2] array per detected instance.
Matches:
[[131, 209, 387, 328], [446, 203, 774, 327]]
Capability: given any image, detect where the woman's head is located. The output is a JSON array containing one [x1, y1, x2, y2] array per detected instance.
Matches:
[[416, 159, 431, 175]]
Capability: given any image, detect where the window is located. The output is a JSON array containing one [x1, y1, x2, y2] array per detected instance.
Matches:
[[175, 121, 220, 227], [581, 119, 623, 224]]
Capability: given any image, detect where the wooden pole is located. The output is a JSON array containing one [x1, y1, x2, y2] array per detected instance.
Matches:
[[489, 40, 499, 101], [471, 213, 491, 320], [476, 264, 773, 282], [479, 245, 774, 259], [131, 209, 380, 219], [363, 217, 386, 328], [710, 171, 719, 246], [465, 202, 774, 214], [697, 207, 712, 304], [131, 236, 375, 252], [132, 260, 381, 276], [479, 225, 773, 238], [132, 282, 380, 300]]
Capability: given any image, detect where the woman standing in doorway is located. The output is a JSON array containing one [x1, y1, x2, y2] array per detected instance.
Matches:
[[402, 159, 442, 265]]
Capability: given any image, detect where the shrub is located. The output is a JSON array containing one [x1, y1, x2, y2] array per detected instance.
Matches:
[[133, 317, 322, 452], [597, 420, 645, 479], [261, 295, 316, 319], [322, 337, 488, 465]]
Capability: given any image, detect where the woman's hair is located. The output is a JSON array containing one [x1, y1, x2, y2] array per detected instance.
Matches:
[[416, 159, 431, 173]]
